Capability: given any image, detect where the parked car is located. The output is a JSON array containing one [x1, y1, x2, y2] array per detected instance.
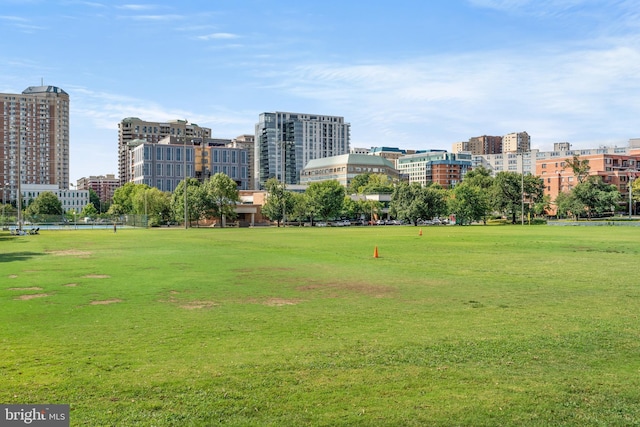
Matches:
[[315, 222, 328, 227]]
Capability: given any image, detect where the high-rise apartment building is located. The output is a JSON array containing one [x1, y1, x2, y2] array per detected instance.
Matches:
[[76, 174, 119, 206], [118, 117, 211, 186], [0, 85, 70, 203], [502, 131, 530, 153], [254, 112, 350, 188], [452, 135, 502, 155]]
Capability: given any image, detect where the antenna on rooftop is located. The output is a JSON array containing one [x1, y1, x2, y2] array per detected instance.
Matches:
[[41, 77, 44, 86]]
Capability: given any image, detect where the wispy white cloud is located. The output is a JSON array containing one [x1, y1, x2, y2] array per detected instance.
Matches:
[[121, 14, 183, 21], [266, 34, 640, 148], [0, 15, 29, 22], [117, 4, 159, 11], [468, 0, 594, 15], [196, 32, 239, 41]]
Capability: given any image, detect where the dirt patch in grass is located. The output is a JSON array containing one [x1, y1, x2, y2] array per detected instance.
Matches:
[[297, 281, 396, 298], [9, 287, 43, 291], [15, 294, 50, 300], [8, 275, 18, 279], [90, 299, 122, 305], [179, 300, 218, 310], [83, 274, 110, 279], [63, 283, 77, 287], [234, 267, 295, 273], [162, 292, 218, 310], [242, 297, 303, 306], [48, 250, 92, 257], [262, 298, 302, 306]]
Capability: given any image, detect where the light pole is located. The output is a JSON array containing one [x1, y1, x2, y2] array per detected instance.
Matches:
[[184, 135, 188, 229], [69, 183, 78, 229], [520, 152, 525, 225], [629, 174, 634, 219], [144, 189, 148, 228], [16, 124, 23, 232], [1, 187, 5, 229]]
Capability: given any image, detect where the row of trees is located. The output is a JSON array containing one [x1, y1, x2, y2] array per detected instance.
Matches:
[[18, 155, 630, 226], [107, 173, 240, 226], [16, 173, 240, 227], [260, 169, 549, 226], [262, 159, 627, 225]]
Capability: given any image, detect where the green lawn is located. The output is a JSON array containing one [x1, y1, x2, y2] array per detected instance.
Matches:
[[1, 225, 639, 426]]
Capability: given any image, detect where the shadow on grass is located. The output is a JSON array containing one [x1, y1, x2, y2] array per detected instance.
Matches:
[[0, 251, 43, 263]]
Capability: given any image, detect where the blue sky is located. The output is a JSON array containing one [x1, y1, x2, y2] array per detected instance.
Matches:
[[1, 0, 639, 182]]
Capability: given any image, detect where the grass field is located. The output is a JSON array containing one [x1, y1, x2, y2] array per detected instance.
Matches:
[[1, 225, 639, 426]]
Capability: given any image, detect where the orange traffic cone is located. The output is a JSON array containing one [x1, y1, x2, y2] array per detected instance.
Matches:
[[419, 228, 423, 236], [373, 246, 379, 258]]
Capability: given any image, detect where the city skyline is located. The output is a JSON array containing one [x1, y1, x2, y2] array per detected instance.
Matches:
[[1, 0, 638, 183]]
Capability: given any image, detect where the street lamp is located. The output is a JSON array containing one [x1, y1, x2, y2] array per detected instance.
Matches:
[[16, 125, 23, 232], [144, 189, 148, 229], [520, 152, 525, 225], [0, 187, 5, 229], [69, 183, 77, 229], [628, 174, 635, 219], [183, 135, 188, 230]]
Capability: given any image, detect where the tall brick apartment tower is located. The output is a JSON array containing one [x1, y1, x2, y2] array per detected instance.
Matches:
[[0, 85, 70, 203]]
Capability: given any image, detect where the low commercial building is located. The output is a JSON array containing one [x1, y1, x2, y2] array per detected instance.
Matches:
[[300, 154, 400, 187]]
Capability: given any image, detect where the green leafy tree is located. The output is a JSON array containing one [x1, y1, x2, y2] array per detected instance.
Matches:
[[341, 196, 358, 220], [349, 173, 372, 194], [361, 174, 394, 194], [171, 178, 203, 226], [133, 187, 172, 226], [564, 154, 591, 183], [289, 192, 310, 224], [492, 172, 545, 224], [533, 194, 552, 217], [554, 191, 584, 220], [262, 178, 294, 227], [203, 173, 240, 227], [360, 199, 383, 223], [631, 178, 640, 215], [349, 173, 394, 194], [88, 189, 101, 213], [111, 182, 139, 214], [572, 176, 620, 220], [448, 183, 487, 225], [81, 203, 98, 218], [25, 191, 63, 216], [390, 182, 447, 225], [463, 166, 494, 190], [491, 172, 523, 224], [305, 180, 345, 222]]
